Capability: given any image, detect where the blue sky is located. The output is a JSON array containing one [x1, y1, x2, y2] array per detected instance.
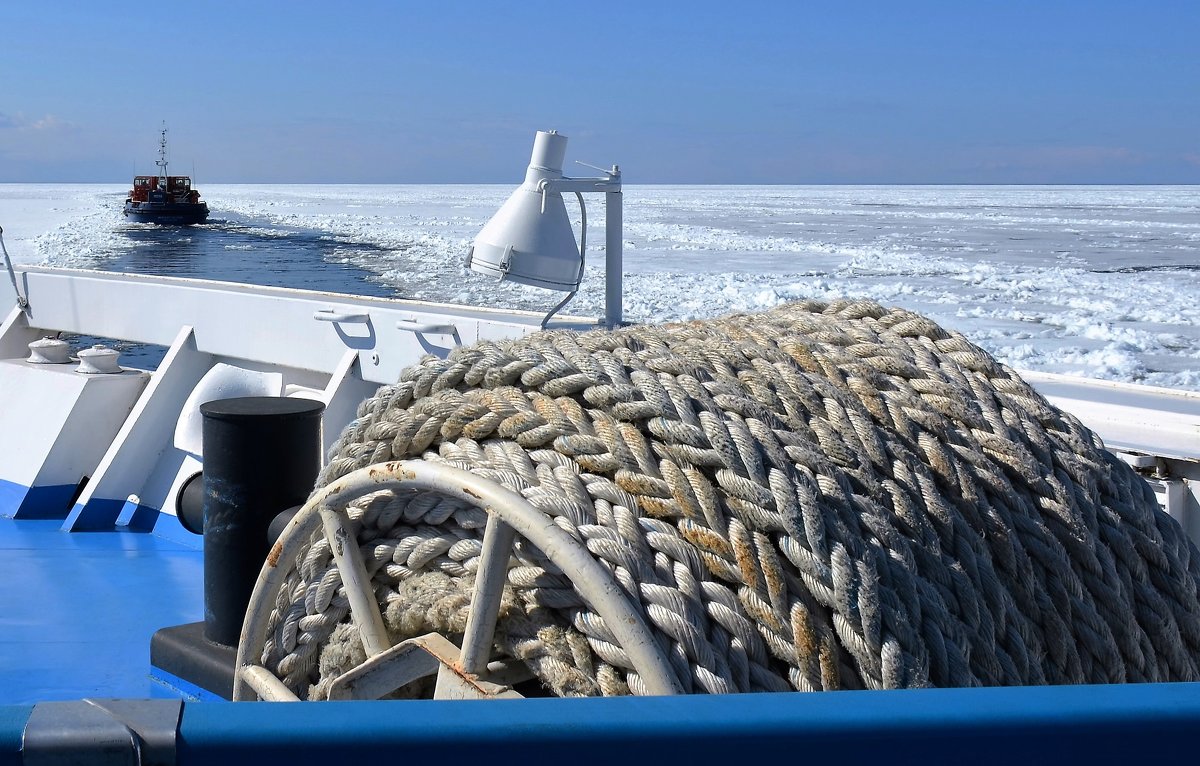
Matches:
[[1, 2, 1197, 183]]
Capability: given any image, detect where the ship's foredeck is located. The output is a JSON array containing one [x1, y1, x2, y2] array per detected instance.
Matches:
[[0, 518, 203, 703]]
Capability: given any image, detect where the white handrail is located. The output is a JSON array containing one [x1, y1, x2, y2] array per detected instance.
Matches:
[[395, 319, 457, 335], [313, 309, 369, 323]]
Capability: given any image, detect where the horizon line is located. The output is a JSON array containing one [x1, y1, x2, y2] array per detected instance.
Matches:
[[2, 180, 1199, 187]]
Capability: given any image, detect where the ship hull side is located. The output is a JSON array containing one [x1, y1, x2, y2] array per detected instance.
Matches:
[[123, 202, 210, 226]]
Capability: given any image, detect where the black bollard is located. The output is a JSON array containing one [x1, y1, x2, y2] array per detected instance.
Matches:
[[175, 471, 205, 535], [200, 396, 324, 647]]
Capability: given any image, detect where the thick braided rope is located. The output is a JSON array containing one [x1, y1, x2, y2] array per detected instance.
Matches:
[[259, 299, 1200, 698]]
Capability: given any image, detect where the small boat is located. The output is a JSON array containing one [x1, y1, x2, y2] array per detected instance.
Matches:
[[122, 126, 209, 225]]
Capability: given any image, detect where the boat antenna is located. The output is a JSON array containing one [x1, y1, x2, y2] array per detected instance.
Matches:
[[156, 123, 169, 187]]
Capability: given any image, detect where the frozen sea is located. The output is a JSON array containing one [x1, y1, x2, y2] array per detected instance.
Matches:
[[2, 183, 1199, 389]]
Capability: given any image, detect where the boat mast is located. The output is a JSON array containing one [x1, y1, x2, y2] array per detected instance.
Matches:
[[155, 123, 169, 188]]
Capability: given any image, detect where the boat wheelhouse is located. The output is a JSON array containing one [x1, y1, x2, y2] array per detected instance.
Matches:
[[123, 127, 209, 225]]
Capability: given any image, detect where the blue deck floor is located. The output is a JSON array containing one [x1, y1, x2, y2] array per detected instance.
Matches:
[[0, 518, 204, 704]]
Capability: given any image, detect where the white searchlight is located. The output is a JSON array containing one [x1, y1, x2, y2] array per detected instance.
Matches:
[[467, 130, 623, 328]]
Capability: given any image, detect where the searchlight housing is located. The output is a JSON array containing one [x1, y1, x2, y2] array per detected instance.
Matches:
[[467, 130, 623, 328]]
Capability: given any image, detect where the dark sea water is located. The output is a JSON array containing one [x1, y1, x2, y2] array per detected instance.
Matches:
[[71, 215, 400, 368], [106, 217, 399, 296]]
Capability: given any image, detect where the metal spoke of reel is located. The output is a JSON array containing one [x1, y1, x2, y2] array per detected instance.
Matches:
[[232, 460, 685, 701]]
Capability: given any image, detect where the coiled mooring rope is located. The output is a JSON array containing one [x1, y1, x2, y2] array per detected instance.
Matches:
[[257, 300, 1200, 699]]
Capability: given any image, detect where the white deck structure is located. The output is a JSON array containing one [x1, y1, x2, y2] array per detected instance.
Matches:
[[0, 266, 588, 535], [0, 264, 1196, 547]]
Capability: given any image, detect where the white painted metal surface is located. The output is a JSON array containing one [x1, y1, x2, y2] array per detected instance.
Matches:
[[4, 266, 588, 384], [469, 130, 582, 290], [240, 666, 302, 702], [172, 364, 284, 455], [1026, 371, 1200, 543], [26, 337, 70, 365], [468, 130, 624, 328], [0, 266, 596, 531], [75, 345, 122, 374], [1025, 371, 1200, 459], [0, 351, 147, 518], [325, 633, 526, 701]]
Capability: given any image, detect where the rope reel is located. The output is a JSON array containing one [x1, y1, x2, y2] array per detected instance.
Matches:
[[235, 300, 1200, 700]]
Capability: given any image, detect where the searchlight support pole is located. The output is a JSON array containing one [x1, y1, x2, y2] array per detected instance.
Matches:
[[605, 168, 623, 329], [540, 168, 623, 329]]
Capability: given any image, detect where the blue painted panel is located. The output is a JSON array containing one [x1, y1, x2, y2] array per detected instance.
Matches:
[[149, 668, 226, 703], [0, 705, 30, 766], [63, 496, 130, 531], [0, 480, 23, 518], [115, 497, 159, 532], [64, 495, 192, 536], [172, 683, 1200, 765], [0, 479, 79, 520], [0, 518, 204, 704], [148, 511, 203, 550]]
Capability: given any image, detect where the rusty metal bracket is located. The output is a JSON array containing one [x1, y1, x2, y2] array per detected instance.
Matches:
[[327, 633, 525, 700]]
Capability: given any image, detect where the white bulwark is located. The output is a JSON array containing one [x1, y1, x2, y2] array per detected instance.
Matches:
[[0, 266, 582, 538]]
